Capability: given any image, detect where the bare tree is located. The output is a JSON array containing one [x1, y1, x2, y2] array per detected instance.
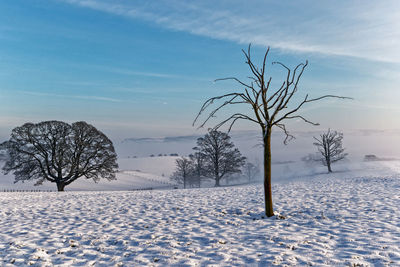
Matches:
[[189, 151, 204, 188], [170, 157, 193, 189], [195, 130, 245, 187], [313, 129, 348, 172], [193, 45, 351, 217], [243, 161, 260, 182], [1, 121, 118, 191]]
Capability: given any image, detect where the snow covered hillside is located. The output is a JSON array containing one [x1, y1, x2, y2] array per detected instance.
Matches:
[[0, 157, 178, 191], [2, 129, 400, 191], [0, 172, 399, 266], [2, 154, 400, 191]]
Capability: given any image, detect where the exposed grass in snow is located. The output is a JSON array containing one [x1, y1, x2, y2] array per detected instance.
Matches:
[[0, 175, 399, 266]]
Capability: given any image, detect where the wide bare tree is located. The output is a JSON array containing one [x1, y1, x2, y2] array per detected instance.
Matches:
[[170, 157, 193, 189], [195, 130, 245, 187], [313, 129, 348, 172], [1, 120, 118, 191], [194, 45, 351, 217]]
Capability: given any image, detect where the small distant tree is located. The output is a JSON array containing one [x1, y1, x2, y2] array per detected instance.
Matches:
[[195, 130, 246, 187], [189, 151, 205, 188], [313, 129, 348, 172], [170, 157, 193, 189], [243, 161, 260, 182], [1, 121, 118, 191]]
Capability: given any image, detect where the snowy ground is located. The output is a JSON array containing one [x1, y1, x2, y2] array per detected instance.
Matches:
[[0, 167, 399, 266]]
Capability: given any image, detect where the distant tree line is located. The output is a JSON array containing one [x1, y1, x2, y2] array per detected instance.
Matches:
[[150, 153, 179, 157]]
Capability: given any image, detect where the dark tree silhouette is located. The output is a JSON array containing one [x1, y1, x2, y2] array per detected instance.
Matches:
[[195, 130, 245, 187], [189, 151, 205, 188], [1, 121, 118, 191], [193, 45, 351, 217], [170, 157, 193, 189], [313, 129, 348, 172]]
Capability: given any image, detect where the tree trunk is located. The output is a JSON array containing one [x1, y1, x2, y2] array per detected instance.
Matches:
[[327, 161, 332, 172], [56, 182, 65, 192], [264, 128, 274, 217], [215, 175, 220, 187]]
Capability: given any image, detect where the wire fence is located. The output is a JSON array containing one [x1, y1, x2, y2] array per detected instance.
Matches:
[[131, 187, 153, 191], [1, 189, 54, 192]]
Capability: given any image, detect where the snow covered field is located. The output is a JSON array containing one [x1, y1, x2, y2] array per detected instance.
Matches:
[[1, 131, 400, 266], [0, 168, 399, 266]]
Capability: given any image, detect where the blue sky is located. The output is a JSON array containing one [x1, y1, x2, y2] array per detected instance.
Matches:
[[1, 0, 400, 140]]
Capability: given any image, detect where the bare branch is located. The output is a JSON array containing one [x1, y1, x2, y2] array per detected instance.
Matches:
[[273, 95, 352, 126], [214, 77, 253, 89], [193, 93, 248, 127], [275, 123, 295, 145], [212, 113, 262, 132], [272, 61, 291, 73], [284, 115, 320, 126]]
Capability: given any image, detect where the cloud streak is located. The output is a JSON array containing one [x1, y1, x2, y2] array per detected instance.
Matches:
[[63, 0, 400, 63], [89, 65, 212, 81], [17, 90, 123, 103]]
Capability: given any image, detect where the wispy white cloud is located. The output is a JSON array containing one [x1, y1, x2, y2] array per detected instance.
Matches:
[[90, 65, 212, 81], [63, 0, 400, 63], [101, 67, 182, 79], [12, 89, 196, 104], [17, 90, 123, 103]]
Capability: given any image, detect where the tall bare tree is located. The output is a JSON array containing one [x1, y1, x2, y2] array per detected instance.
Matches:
[[193, 45, 351, 217], [313, 129, 348, 172], [1, 121, 118, 191], [195, 130, 245, 187]]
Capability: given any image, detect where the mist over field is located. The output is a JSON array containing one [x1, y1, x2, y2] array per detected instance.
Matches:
[[2, 129, 400, 191]]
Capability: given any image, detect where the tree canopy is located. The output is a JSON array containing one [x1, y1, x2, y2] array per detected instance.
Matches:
[[1, 120, 118, 191], [195, 130, 245, 187]]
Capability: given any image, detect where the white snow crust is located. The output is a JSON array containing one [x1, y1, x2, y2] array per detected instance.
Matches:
[[0, 172, 399, 266]]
